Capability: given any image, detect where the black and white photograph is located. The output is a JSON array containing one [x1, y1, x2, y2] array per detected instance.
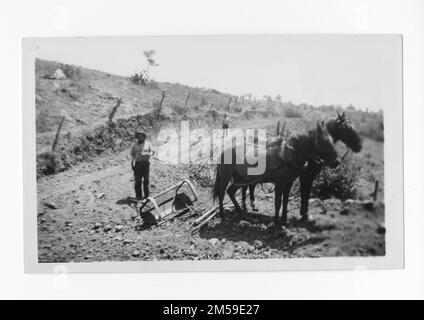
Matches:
[[22, 35, 403, 270]]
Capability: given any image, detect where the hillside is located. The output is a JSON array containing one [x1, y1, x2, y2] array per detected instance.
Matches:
[[35, 59, 233, 149]]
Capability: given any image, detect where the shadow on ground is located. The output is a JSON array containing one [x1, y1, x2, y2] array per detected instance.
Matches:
[[198, 209, 330, 252]]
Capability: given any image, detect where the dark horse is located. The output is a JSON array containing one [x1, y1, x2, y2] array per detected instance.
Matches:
[[212, 121, 340, 227], [240, 112, 362, 221]]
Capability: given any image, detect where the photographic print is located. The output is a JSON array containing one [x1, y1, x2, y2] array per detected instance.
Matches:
[[23, 35, 403, 272]]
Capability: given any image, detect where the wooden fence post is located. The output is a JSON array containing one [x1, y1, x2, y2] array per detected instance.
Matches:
[[373, 180, 379, 201], [185, 92, 190, 107], [52, 116, 66, 152], [158, 90, 166, 113], [226, 97, 232, 110], [108, 97, 123, 123]]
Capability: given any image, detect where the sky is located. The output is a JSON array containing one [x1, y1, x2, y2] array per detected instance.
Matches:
[[34, 35, 402, 112]]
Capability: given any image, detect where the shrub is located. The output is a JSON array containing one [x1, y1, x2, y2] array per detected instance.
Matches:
[[311, 157, 360, 200], [36, 151, 65, 176], [130, 72, 148, 86], [284, 106, 303, 118], [59, 63, 81, 80], [171, 104, 189, 115]]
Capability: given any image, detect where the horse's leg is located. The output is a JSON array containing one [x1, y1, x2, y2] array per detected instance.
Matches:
[[218, 172, 231, 220], [249, 184, 258, 212], [274, 183, 283, 228], [241, 186, 248, 212], [227, 183, 243, 214], [299, 163, 321, 221], [281, 181, 294, 225]]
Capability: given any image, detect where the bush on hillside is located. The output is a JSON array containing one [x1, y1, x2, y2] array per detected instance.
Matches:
[[284, 106, 303, 118], [37, 151, 65, 176], [59, 63, 81, 80], [311, 157, 360, 200], [171, 104, 189, 115]]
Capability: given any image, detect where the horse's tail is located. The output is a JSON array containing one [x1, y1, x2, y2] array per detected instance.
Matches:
[[212, 165, 221, 201]]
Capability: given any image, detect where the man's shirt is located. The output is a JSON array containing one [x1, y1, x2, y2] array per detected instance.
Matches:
[[130, 141, 153, 162]]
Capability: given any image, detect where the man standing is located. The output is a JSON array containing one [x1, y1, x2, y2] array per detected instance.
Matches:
[[222, 114, 229, 137], [131, 131, 154, 200]]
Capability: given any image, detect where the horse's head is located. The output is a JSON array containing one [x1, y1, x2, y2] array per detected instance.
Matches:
[[313, 121, 340, 168], [327, 112, 362, 153]]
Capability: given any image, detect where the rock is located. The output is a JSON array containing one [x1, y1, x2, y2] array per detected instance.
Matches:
[[223, 249, 233, 258], [113, 236, 123, 242], [340, 207, 350, 215], [264, 250, 273, 258], [308, 198, 322, 206], [318, 207, 327, 215], [376, 223, 386, 234], [115, 225, 123, 232], [103, 225, 112, 232], [237, 220, 251, 229], [123, 239, 132, 245], [92, 223, 101, 230], [52, 68, 67, 80], [78, 228, 84, 233], [323, 198, 342, 209], [98, 193, 105, 199], [253, 240, 264, 249], [208, 238, 220, 246], [44, 202, 57, 209], [362, 201, 375, 211], [260, 224, 268, 232], [344, 199, 355, 205], [236, 241, 249, 251]]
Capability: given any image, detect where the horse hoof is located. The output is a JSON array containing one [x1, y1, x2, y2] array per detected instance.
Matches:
[[301, 215, 314, 223]]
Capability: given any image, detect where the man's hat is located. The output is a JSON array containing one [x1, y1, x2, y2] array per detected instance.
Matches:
[[135, 131, 146, 138]]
